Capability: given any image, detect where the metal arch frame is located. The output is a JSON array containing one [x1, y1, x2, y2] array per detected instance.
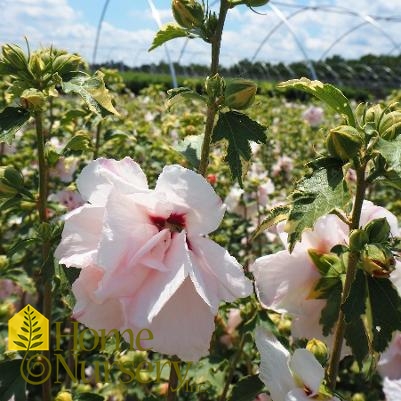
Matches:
[[318, 11, 401, 61], [267, 4, 317, 79], [91, 0, 178, 87], [251, 2, 401, 78]]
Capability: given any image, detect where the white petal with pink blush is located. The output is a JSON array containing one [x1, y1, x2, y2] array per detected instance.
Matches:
[[56, 158, 252, 361]]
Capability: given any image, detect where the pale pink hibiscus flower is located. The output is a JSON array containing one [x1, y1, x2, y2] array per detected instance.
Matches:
[[251, 201, 400, 343], [56, 157, 252, 361], [302, 106, 324, 127], [383, 377, 401, 401], [255, 327, 340, 401], [378, 332, 401, 380]]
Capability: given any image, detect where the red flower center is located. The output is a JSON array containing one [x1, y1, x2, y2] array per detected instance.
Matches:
[[150, 213, 186, 233]]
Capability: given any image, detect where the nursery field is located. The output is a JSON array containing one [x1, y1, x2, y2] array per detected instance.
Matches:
[[1, 1, 401, 401]]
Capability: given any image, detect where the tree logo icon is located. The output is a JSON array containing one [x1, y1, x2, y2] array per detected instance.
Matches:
[[8, 304, 49, 352]]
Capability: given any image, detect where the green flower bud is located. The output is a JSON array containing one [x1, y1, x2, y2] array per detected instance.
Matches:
[[55, 391, 73, 401], [379, 111, 401, 140], [229, 0, 269, 6], [364, 218, 390, 243], [224, 78, 257, 110], [349, 229, 368, 251], [361, 244, 395, 278], [20, 88, 46, 110], [246, 0, 269, 6], [2, 44, 28, 70], [172, 0, 204, 29], [326, 125, 362, 161], [205, 73, 225, 100], [306, 338, 328, 365], [28, 53, 45, 76], [52, 53, 83, 78], [352, 393, 366, 401], [0, 255, 9, 270], [0, 166, 23, 196]]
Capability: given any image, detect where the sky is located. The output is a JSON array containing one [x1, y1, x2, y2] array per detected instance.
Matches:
[[0, 0, 400, 68]]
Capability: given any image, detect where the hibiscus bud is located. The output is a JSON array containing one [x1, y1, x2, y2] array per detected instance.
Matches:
[[0, 166, 23, 196], [229, 0, 269, 6], [172, 0, 204, 29], [205, 73, 225, 100], [207, 174, 217, 185], [326, 125, 362, 161], [52, 53, 83, 78], [246, 0, 270, 6], [55, 391, 73, 401], [20, 88, 46, 110], [352, 393, 365, 401], [364, 218, 390, 244], [349, 229, 368, 251], [28, 53, 45, 76], [2, 44, 28, 70], [224, 78, 257, 110], [306, 338, 328, 365], [361, 244, 395, 278]]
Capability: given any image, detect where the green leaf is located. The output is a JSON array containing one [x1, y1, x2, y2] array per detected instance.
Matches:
[[0, 107, 30, 144], [375, 137, 401, 174], [343, 269, 367, 323], [320, 282, 342, 336], [277, 78, 356, 127], [212, 111, 267, 186], [0, 359, 26, 401], [367, 276, 401, 352], [342, 270, 370, 367], [62, 71, 119, 117], [251, 204, 290, 240], [286, 166, 350, 251], [227, 375, 265, 401], [166, 87, 206, 110], [63, 132, 93, 153], [30, 341, 43, 349], [344, 317, 370, 368], [149, 23, 189, 51], [173, 134, 203, 169]]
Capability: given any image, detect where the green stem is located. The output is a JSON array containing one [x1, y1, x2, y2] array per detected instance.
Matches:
[[34, 111, 52, 401], [219, 334, 246, 401], [198, 0, 230, 177], [93, 121, 102, 159], [326, 163, 367, 390], [166, 355, 180, 401]]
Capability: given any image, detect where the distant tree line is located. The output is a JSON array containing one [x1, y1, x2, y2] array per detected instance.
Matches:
[[92, 53, 401, 98]]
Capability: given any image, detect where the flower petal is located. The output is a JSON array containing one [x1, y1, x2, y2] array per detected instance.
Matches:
[[382, 377, 401, 401], [360, 200, 400, 236], [290, 349, 324, 396], [55, 204, 104, 268], [251, 249, 319, 314], [123, 231, 190, 327], [128, 277, 215, 361], [284, 389, 311, 401], [255, 327, 295, 401], [155, 165, 225, 235], [96, 191, 158, 272], [72, 266, 124, 330], [77, 157, 148, 206], [189, 236, 252, 312]]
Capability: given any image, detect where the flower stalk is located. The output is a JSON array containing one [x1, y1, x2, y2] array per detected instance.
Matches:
[[326, 163, 367, 390], [198, 0, 230, 177], [34, 110, 52, 401]]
